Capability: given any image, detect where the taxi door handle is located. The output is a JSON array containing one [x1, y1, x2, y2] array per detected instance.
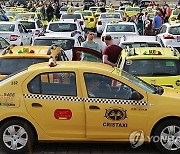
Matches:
[[89, 105, 100, 110], [32, 103, 42, 107]]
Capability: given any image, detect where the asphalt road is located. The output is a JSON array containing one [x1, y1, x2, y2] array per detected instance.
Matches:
[[0, 142, 161, 154]]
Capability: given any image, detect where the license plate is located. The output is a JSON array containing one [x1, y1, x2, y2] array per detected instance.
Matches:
[[114, 37, 118, 39]]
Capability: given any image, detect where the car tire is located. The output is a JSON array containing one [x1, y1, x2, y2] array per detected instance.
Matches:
[[153, 119, 180, 154], [97, 32, 101, 37], [0, 119, 35, 154]]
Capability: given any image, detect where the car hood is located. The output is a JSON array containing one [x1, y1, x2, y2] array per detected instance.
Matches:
[[161, 86, 180, 99]]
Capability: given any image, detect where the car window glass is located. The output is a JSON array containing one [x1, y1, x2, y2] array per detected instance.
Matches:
[[18, 24, 24, 33], [106, 25, 135, 32], [169, 26, 180, 35], [49, 23, 77, 32], [124, 59, 180, 76], [33, 39, 75, 50], [84, 73, 138, 99], [0, 24, 15, 32], [28, 72, 77, 96], [36, 20, 43, 28]]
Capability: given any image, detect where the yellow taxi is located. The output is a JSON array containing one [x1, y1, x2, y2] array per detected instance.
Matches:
[[124, 7, 140, 20], [6, 11, 22, 21], [118, 47, 180, 89], [0, 45, 68, 79], [82, 10, 96, 30], [15, 12, 42, 21], [169, 9, 180, 23], [0, 61, 180, 154]]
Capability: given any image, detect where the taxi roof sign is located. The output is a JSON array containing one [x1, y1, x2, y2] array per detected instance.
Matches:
[[143, 50, 162, 55]]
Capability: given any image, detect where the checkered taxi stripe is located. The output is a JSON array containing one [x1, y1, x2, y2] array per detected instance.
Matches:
[[23, 94, 148, 106]]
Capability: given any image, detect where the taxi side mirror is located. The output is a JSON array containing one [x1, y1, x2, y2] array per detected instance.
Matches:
[[130, 91, 144, 100]]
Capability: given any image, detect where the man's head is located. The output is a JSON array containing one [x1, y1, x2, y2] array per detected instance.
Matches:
[[86, 29, 95, 42], [104, 35, 113, 46]]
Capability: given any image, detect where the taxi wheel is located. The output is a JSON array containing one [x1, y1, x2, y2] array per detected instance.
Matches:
[[153, 119, 180, 154], [0, 120, 35, 154]]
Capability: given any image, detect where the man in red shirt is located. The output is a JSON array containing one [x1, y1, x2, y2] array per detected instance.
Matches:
[[102, 35, 122, 67]]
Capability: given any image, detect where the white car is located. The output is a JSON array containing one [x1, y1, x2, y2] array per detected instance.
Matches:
[[18, 19, 44, 40], [0, 37, 10, 52], [60, 13, 85, 30], [59, 6, 68, 15], [100, 22, 139, 50], [46, 19, 85, 38], [32, 33, 85, 60], [119, 36, 163, 49], [157, 23, 180, 51], [96, 13, 122, 37], [0, 21, 32, 45]]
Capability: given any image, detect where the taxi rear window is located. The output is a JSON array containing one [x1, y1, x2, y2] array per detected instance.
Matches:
[[168, 26, 180, 35], [61, 14, 81, 19], [0, 58, 48, 75], [19, 21, 36, 29], [0, 24, 15, 32], [49, 23, 77, 32], [33, 39, 74, 50], [124, 59, 180, 76], [106, 25, 135, 32]]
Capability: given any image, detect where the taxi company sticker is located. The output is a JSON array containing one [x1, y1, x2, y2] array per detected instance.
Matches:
[[126, 60, 132, 65], [103, 107, 128, 128], [166, 61, 175, 67]]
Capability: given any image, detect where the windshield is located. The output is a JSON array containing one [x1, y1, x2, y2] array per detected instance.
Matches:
[[6, 11, 20, 16], [19, 21, 35, 29], [121, 43, 161, 48], [49, 23, 77, 32], [83, 12, 92, 16], [0, 58, 48, 75], [126, 7, 139, 11], [0, 24, 15, 32], [106, 25, 135, 32], [60, 7, 68, 11], [101, 13, 120, 18], [114, 68, 156, 93], [61, 14, 81, 19], [16, 14, 35, 19], [168, 26, 180, 35], [33, 39, 74, 50], [173, 10, 180, 15], [90, 8, 98, 12], [124, 59, 180, 76]]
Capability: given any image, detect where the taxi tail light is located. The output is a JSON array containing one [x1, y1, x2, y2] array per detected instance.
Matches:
[[80, 21, 83, 25], [163, 34, 174, 39], [98, 21, 102, 25], [90, 18, 94, 22], [10, 35, 18, 41], [101, 36, 105, 42], [35, 30, 40, 35]]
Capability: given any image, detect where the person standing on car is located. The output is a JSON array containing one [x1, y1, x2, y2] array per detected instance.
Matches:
[[103, 35, 122, 67], [82, 30, 100, 52], [153, 11, 162, 35], [144, 14, 153, 35], [46, 3, 54, 22]]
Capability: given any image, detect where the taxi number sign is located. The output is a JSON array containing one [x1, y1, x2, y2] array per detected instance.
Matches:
[[144, 50, 161, 55]]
